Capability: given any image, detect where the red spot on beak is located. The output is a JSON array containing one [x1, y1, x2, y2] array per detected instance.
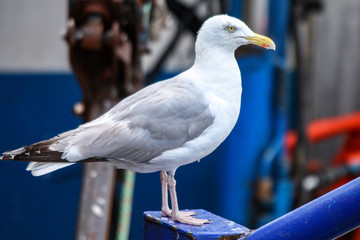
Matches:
[[262, 43, 269, 48]]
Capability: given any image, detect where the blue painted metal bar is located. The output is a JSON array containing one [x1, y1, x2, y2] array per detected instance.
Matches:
[[143, 178, 360, 239], [143, 209, 249, 240], [247, 176, 360, 240]]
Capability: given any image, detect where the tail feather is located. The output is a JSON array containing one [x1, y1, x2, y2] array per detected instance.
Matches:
[[26, 162, 74, 176], [1, 137, 66, 162], [1, 137, 72, 176], [2, 136, 107, 176]]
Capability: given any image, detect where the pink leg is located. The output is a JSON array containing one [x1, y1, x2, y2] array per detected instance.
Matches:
[[160, 171, 171, 217], [168, 173, 211, 225], [160, 171, 196, 218]]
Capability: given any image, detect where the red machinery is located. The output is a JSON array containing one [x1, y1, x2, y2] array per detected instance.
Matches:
[[307, 111, 360, 187]]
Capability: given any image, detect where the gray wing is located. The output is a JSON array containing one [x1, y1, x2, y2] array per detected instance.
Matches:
[[57, 78, 215, 164]]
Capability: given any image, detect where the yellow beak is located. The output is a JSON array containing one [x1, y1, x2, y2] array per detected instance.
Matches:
[[245, 33, 276, 50]]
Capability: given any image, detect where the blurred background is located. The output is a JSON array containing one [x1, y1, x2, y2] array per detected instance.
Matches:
[[1, 0, 360, 239]]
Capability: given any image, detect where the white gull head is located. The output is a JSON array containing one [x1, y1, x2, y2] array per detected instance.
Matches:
[[195, 15, 276, 55]]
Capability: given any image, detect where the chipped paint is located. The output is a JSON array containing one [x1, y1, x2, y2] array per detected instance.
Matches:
[[96, 197, 106, 205], [228, 222, 235, 227], [91, 204, 103, 217], [89, 170, 98, 178], [186, 232, 195, 240], [170, 225, 178, 232], [231, 227, 245, 231], [219, 233, 249, 240]]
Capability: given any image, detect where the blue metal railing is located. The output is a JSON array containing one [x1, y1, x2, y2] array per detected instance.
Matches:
[[246, 176, 360, 240], [144, 176, 360, 239]]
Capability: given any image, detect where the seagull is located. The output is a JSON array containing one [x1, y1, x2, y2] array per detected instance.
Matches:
[[1, 15, 275, 225]]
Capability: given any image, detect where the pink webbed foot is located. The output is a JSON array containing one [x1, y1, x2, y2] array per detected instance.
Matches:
[[161, 208, 197, 218], [172, 211, 211, 226]]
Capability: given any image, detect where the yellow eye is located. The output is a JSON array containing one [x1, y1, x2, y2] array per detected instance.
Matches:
[[226, 25, 237, 32]]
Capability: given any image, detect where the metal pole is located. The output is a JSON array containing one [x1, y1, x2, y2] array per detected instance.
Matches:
[[246, 176, 360, 240]]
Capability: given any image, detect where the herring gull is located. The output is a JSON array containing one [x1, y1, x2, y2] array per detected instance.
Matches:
[[1, 14, 275, 225]]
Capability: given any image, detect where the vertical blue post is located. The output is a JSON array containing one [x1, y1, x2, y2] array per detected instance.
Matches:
[[220, 56, 274, 225], [256, 0, 292, 226]]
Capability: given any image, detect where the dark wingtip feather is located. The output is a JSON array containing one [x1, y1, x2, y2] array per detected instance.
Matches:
[[1, 139, 65, 162], [1, 140, 107, 163]]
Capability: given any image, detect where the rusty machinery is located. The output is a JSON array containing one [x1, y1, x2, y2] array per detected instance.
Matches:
[[64, 0, 145, 120], [63, 1, 149, 239]]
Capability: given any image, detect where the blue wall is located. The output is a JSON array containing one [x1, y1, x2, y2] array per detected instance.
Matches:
[[0, 74, 82, 240]]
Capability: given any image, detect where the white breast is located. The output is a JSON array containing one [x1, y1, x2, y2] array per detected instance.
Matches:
[[148, 62, 242, 172]]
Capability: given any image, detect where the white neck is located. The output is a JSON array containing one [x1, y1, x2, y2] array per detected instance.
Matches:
[[192, 46, 241, 86], [185, 46, 242, 107], [194, 39, 237, 65]]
